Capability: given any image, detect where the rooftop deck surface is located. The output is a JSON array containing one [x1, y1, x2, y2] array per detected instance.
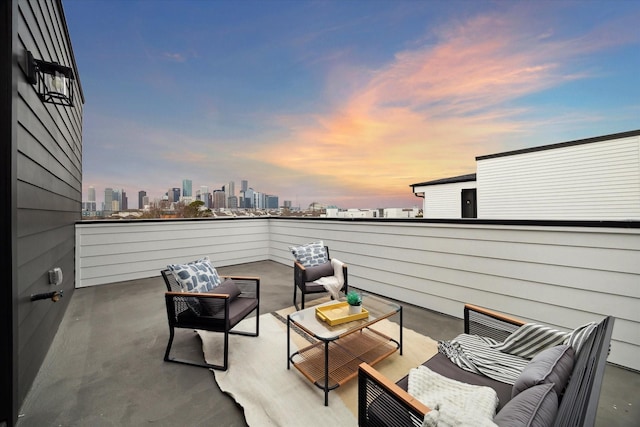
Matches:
[[17, 261, 639, 426]]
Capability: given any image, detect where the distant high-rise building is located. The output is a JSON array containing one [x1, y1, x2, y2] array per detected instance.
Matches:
[[168, 187, 180, 202], [213, 190, 226, 209], [182, 179, 192, 197], [199, 186, 210, 208], [138, 190, 146, 209], [227, 181, 235, 198], [142, 195, 149, 209], [284, 200, 292, 209], [244, 188, 255, 209], [241, 180, 248, 193], [84, 186, 97, 213], [121, 190, 128, 210], [104, 188, 113, 214], [266, 195, 279, 209]]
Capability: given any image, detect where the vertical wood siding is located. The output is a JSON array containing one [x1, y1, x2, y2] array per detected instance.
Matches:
[[477, 135, 640, 220], [77, 218, 639, 371], [15, 0, 82, 410]]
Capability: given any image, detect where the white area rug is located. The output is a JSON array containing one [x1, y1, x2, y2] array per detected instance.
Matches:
[[198, 309, 438, 427]]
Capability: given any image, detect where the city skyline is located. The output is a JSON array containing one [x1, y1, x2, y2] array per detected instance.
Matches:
[[66, 0, 640, 209], [86, 178, 282, 211]]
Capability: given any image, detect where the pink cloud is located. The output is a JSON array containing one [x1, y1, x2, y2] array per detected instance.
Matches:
[[249, 6, 635, 201]]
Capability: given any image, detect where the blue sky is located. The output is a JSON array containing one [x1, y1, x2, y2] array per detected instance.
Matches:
[[65, 0, 640, 209]]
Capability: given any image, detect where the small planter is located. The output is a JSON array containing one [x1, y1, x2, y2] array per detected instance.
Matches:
[[348, 304, 362, 315]]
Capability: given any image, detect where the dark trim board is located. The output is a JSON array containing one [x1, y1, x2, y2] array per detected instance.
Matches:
[[1, 1, 17, 425], [78, 216, 640, 229], [410, 173, 477, 188]]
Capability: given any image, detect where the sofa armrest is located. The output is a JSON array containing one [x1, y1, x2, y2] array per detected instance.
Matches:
[[464, 303, 525, 342], [358, 363, 429, 427]]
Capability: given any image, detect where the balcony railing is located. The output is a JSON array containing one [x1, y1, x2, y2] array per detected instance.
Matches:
[[76, 216, 640, 371]]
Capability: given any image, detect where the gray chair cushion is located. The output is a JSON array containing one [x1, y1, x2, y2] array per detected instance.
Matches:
[[200, 279, 242, 315], [494, 383, 558, 427], [512, 345, 574, 398], [304, 261, 334, 282]]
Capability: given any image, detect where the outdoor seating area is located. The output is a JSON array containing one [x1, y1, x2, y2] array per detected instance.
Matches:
[[16, 260, 639, 426], [358, 304, 615, 427]]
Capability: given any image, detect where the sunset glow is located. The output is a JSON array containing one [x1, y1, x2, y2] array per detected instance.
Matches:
[[65, 0, 640, 209]]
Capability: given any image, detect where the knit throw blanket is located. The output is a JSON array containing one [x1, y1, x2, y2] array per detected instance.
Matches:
[[408, 366, 498, 427]]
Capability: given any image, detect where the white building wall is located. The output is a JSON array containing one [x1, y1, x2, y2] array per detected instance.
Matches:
[[477, 134, 640, 220], [414, 181, 476, 219]]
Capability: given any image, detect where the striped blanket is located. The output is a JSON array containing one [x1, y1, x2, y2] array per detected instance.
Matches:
[[438, 321, 598, 384], [438, 335, 529, 385]]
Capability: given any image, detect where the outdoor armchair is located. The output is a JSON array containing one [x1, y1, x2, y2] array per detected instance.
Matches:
[[292, 245, 348, 310], [161, 268, 260, 371]]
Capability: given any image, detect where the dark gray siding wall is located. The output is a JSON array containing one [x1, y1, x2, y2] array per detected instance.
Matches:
[[14, 0, 82, 420]]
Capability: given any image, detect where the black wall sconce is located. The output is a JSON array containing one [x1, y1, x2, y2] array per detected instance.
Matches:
[[26, 50, 75, 107]]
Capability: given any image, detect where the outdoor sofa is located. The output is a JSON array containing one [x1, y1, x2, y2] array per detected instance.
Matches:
[[358, 303, 614, 427]]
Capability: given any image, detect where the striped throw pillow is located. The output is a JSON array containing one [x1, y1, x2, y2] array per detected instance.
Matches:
[[564, 321, 598, 355], [492, 323, 569, 359]]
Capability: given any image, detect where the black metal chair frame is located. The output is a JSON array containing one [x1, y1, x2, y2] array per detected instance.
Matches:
[[293, 246, 348, 310], [161, 269, 260, 371]]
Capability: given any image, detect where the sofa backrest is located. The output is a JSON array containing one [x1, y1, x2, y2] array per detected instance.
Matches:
[[554, 316, 614, 427]]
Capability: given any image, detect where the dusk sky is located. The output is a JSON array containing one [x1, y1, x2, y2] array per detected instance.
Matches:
[[65, 0, 640, 209]]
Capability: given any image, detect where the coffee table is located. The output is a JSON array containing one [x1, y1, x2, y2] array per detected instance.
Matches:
[[287, 293, 402, 406]]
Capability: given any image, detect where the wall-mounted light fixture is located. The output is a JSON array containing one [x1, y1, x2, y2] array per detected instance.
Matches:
[[26, 50, 75, 107]]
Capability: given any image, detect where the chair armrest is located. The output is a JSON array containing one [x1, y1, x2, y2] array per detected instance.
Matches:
[[294, 261, 307, 288], [358, 363, 429, 427], [165, 291, 230, 299], [464, 303, 525, 342]]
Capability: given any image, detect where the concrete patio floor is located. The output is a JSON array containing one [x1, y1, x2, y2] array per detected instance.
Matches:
[[16, 260, 639, 426]]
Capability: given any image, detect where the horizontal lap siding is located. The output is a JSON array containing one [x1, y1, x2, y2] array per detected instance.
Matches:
[[75, 219, 270, 287], [477, 135, 640, 220], [419, 181, 476, 219], [268, 218, 639, 370], [16, 0, 83, 413]]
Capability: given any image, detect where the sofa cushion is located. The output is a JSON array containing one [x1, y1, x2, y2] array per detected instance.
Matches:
[[494, 383, 558, 427], [304, 261, 334, 282], [512, 345, 574, 399], [289, 241, 328, 267]]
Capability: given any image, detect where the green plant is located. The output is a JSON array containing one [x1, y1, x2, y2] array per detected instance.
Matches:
[[346, 291, 362, 306]]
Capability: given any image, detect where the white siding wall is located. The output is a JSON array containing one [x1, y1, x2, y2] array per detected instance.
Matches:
[[270, 218, 639, 372], [477, 135, 640, 220], [414, 182, 476, 219], [76, 219, 270, 287], [77, 218, 640, 371]]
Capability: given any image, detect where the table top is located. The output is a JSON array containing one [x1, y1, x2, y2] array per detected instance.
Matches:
[[288, 293, 401, 340]]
